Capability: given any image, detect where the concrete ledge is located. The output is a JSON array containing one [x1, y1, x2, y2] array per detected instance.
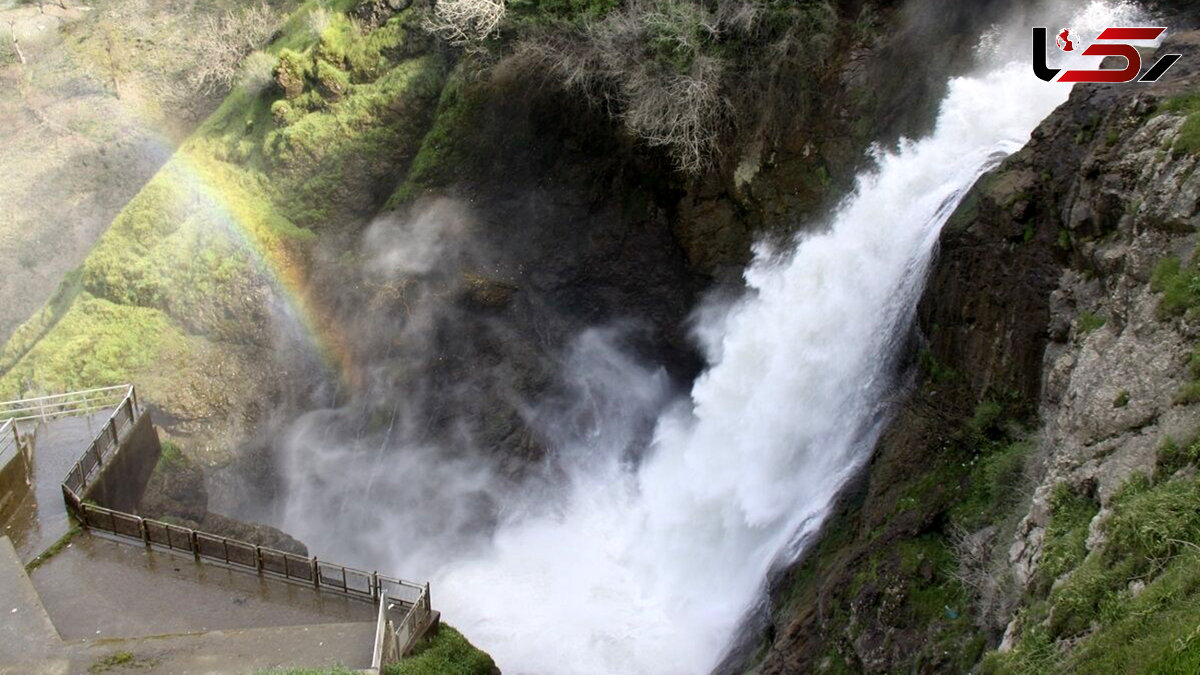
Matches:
[[0, 536, 61, 666]]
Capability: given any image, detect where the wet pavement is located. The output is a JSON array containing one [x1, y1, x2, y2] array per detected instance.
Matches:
[[0, 409, 381, 673], [2, 414, 108, 563], [30, 534, 375, 640]]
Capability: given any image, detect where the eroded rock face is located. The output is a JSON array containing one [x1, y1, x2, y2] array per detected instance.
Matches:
[[1006, 55, 1200, 602], [753, 29, 1200, 675], [138, 436, 309, 556]]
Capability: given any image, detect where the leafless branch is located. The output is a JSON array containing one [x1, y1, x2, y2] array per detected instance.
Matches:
[[423, 0, 505, 45], [187, 3, 281, 95]]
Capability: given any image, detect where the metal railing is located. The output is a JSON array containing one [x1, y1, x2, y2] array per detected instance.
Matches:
[[0, 418, 19, 469], [0, 384, 131, 423], [47, 383, 433, 669], [76, 501, 399, 603], [60, 385, 139, 501], [373, 580, 433, 671]]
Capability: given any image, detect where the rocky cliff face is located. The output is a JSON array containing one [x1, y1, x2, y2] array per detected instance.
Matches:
[[753, 29, 1200, 675]]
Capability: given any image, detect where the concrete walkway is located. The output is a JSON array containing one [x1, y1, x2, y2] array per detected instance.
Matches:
[[1, 534, 378, 673], [30, 534, 375, 640], [3, 414, 108, 563], [0, 410, 382, 673]]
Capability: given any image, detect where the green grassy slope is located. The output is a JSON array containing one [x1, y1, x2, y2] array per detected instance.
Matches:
[[0, 2, 449, 410]]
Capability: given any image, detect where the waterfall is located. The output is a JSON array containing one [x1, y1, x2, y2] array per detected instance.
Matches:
[[279, 3, 1147, 673], [431, 67, 1062, 675]]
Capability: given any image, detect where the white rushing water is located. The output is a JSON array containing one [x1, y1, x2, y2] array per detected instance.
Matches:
[[281, 3, 1146, 673]]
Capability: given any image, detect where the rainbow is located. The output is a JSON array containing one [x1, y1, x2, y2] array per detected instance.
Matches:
[[128, 135, 358, 390]]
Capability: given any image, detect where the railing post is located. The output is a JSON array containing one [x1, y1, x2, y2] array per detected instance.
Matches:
[[222, 538, 230, 564], [107, 416, 119, 450], [372, 571, 380, 602], [312, 558, 320, 589], [139, 517, 149, 547], [190, 529, 200, 561], [255, 545, 263, 574]]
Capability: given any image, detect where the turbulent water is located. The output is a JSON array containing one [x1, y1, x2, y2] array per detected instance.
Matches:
[[280, 3, 1146, 673]]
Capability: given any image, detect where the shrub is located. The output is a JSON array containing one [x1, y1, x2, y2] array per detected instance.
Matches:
[[1077, 312, 1106, 335], [1033, 483, 1097, 596], [513, 0, 837, 174], [1151, 255, 1200, 318], [315, 59, 351, 98], [1157, 436, 1200, 478], [239, 51, 279, 93], [1113, 390, 1130, 408], [424, 0, 507, 44], [276, 48, 312, 99], [1105, 476, 1200, 565], [188, 3, 282, 95]]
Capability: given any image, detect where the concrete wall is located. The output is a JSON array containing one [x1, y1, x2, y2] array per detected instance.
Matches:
[[0, 447, 30, 524], [82, 412, 161, 513]]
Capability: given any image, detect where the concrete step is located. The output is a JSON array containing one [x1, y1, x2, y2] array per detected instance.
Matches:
[[0, 536, 62, 666]]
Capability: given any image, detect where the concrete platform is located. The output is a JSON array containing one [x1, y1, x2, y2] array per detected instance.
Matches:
[[3, 414, 108, 563], [30, 534, 375, 640], [0, 534, 378, 673]]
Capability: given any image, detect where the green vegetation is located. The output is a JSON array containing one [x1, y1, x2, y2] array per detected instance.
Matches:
[[25, 523, 83, 573], [1113, 390, 1129, 408], [985, 427, 1200, 674], [918, 348, 957, 384], [769, 398, 1034, 673], [1150, 254, 1200, 405], [508, 0, 621, 24], [90, 651, 137, 672], [1151, 255, 1200, 318], [157, 440, 186, 470], [0, 296, 185, 399], [389, 626, 498, 675], [254, 626, 495, 675], [1030, 484, 1096, 596], [949, 437, 1029, 532], [1161, 93, 1200, 155], [1076, 311, 1106, 335], [388, 68, 483, 205], [0, 0, 450, 400]]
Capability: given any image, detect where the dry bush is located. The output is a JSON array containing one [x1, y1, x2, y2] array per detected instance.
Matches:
[[514, 0, 728, 174], [950, 524, 1018, 632], [308, 6, 334, 39], [188, 3, 281, 95], [511, 0, 838, 175], [424, 0, 507, 45], [238, 50, 278, 93]]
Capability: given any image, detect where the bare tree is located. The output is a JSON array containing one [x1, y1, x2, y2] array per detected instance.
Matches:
[[423, 0, 506, 45], [188, 3, 281, 95]]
